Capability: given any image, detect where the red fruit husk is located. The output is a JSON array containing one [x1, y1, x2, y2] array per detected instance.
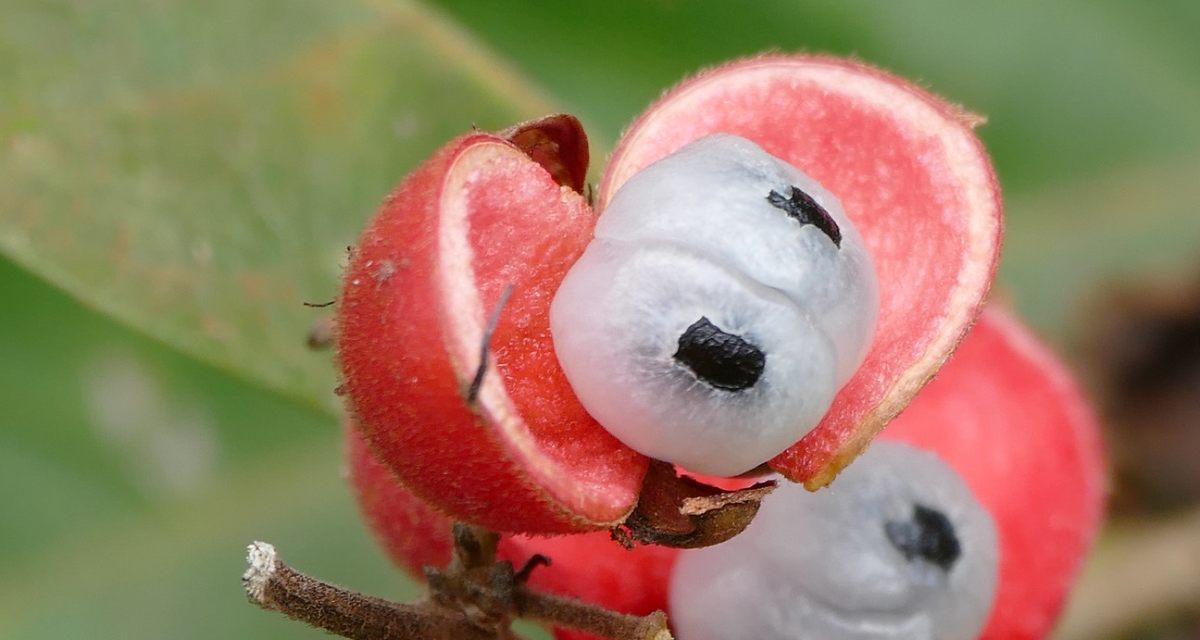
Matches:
[[348, 307, 1105, 640], [340, 55, 1002, 535], [601, 55, 1003, 488], [337, 116, 646, 533], [883, 307, 1106, 640], [347, 429, 675, 640]]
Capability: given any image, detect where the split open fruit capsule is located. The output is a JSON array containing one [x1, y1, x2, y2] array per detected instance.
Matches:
[[348, 307, 1107, 640], [336, 55, 1002, 535]]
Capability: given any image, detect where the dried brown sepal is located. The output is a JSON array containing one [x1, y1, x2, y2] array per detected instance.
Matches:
[[500, 114, 590, 194], [513, 553, 552, 584], [619, 460, 776, 549]]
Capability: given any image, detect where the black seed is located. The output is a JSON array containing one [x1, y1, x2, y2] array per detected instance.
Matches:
[[766, 186, 842, 247], [884, 503, 962, 571], [673, 317, 766, 392]]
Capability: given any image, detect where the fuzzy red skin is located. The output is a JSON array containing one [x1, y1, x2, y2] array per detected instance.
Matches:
[[337, 124, 646, 534], [349, 307, 1106, 640], [347, 430, 677, 637], [601, 54, 1003, 489], [882, 307, 1106, 640], [339, 55, 1002, 535]]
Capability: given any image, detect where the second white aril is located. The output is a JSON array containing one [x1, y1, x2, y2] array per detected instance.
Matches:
[[669, 441, 999, 639]]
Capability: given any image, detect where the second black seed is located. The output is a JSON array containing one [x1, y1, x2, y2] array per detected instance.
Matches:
[[767, 186, 843, 247], [673, 316, 766, 392], [884, 503, 962, 571]]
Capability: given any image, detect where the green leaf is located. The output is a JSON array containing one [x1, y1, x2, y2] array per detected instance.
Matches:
[[0, 249, 556, 638], [0, 257, 332, 569], [0, 0, 561, 414], [0, 436, 414, 639], [0, 260, 546, 640], [0, 4, 565, 635]]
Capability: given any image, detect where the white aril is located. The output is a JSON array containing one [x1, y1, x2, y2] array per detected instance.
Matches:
[[550, 134, 878, 475], [669, 441, 999, 640]]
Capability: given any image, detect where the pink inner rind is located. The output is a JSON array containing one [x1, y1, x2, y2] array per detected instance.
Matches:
[[601, 55, 1002, 485], [339, 135, 644, 533], [457, 146, 647, 520]]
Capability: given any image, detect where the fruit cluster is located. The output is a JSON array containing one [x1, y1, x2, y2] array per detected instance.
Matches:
[[336, 55, 1105, 639]]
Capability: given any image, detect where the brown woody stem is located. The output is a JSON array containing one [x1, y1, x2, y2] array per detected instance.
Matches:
[[243, 541, 493, 640], [244, 535, 674, 640], [516, 587, 673, 640]]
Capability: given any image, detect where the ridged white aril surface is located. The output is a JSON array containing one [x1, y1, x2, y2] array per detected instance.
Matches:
[[669, 441, 999, 640], [550, 134, 878, 475]]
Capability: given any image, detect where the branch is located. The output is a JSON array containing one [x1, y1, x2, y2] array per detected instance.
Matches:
[[516, 588, 672, 640], [244, 541, 494, 640], [243, 532, 674, 640]]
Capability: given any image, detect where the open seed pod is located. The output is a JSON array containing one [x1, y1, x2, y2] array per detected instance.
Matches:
[[337, 55, 1002, 535], [348, 307, 1106, 640]]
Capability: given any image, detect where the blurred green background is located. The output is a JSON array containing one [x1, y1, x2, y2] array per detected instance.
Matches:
[[2, 1, 1198, 638]]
